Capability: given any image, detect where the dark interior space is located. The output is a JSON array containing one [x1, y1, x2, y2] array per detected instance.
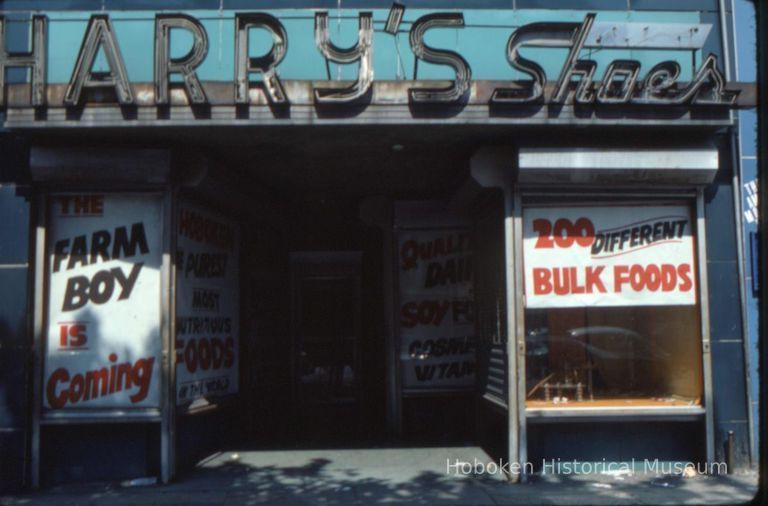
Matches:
[[163, 124, 492, 467]]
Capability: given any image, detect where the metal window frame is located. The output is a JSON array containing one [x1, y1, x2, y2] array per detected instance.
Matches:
[[507, 183, 523, 483], [509, 187, 715, 476], [29, 189, 175, 487], [29, 190, 46, 489]]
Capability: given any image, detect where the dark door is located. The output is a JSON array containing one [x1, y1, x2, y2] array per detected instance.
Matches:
[[290, 252, 362, 442]]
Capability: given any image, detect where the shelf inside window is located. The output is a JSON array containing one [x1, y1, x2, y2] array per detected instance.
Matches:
[[526, 398, 705, 423]]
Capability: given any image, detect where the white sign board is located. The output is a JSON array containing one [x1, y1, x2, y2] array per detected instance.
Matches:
[[44, 193, 163, 411], [175, 203, 239, 405], [523, 205, 697, 308], [398, 229, 475, 390]]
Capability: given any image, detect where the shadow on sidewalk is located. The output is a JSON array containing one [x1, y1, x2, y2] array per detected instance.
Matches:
[[1, 450, 760, 505]]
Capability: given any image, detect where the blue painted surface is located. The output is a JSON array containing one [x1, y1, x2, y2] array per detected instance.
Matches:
[[739, 110, 757, 158], [2, 9, 706, 84], [41, 424, 160, 485], [0, 187, 29, 264], [0, 185, 30, 492], [704, 181, 738, 263], [528, 421, 705, 465], [733, 0, 758, 464], [0, 0, 721, 11]]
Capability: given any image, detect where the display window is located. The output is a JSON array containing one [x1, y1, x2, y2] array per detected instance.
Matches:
[[522, 202, 703, 409]]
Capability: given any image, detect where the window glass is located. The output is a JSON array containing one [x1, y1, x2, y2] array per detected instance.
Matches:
[[522, 203, 703, 408]]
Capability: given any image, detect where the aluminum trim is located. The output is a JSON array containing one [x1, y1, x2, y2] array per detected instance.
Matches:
[[511, 187, 526, 482], [697, 188, 715, 465], [30, 191, 47, 489]]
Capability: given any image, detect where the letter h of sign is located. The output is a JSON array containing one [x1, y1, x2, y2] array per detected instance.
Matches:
[[0, 15, 47, 107]]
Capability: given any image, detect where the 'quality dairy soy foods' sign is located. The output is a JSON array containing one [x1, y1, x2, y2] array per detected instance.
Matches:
[[398, 229, 475, 391], [44, 193, 163, 411], [523, 205, 697, 308]]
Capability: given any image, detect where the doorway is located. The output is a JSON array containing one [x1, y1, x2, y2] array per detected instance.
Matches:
[[290, 252, 362, 443]]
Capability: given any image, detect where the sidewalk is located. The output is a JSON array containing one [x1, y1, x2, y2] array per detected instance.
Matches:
[[1, 447, 759, 505]]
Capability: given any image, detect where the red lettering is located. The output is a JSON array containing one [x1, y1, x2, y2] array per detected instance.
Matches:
[[68, 374, 84, 404], [400, 240, 418, 270], [400, 302, 419, 328], [614, 265, 630, 292], [92, 195, 104, 214], [182, 338, 236, 373], [678, 263, 693, 292], [569, 267, 585, 294], [58, 196, 72, 215], [533, 268, 552, 294], [661, 264, 677, 291], [178, 208, 234, 250], [585, 266, 606, 293], [224, 337, 234, 368], [400, 300, 452, 327], [553, 268, 569, 295], [629, 264, 645, 291], [46, 368, 70, 409], [433, 301, 450, 326], [533, 218, 595, 248], [646, 264, 661, 291], [45, 354, 155, 408], [185, 339, 198, 373], [533, 219, 554, 248], [211, 338, 224, 369], [553, 219, 575, 248], [199, 338, 211, 370], [573, 218, 595, 247], [74, 196, 90, 215]]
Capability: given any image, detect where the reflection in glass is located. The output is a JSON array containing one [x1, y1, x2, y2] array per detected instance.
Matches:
[[297, 277, 357, 403], [525, 306, 703, 408]]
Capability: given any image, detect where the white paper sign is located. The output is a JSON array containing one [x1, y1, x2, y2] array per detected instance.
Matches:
[[398, 229, 475, 390], [523, 205, 697, 308], [175, 203, 239, 405], [44, 194, 163, 410]]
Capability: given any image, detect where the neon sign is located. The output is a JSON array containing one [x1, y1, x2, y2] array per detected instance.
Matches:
[[0, 9, 738, 109]]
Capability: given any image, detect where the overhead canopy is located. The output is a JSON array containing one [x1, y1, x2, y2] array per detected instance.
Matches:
[[517, 146, 719, 184]]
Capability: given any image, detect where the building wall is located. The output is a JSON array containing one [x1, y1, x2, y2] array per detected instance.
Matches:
[[0, 136, 31, 492], [705, 152, 751, 466], [732, 0, 759, 464]]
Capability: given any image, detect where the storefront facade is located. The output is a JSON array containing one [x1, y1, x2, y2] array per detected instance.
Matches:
[[0, 0, 756, 490]]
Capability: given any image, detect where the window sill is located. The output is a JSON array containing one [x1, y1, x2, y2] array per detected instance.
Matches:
[[525, 404, 705, 423]]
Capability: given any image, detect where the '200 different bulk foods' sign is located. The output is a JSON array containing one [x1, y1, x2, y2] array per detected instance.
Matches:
[[398, 229, 475, 390], [44, 194, 163, 411], [523, 205, 697, 308], [175, 203, 239, 406]]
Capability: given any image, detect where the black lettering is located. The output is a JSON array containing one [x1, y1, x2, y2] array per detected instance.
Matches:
[[675, 220, 687, 238], [112, 263, 143, 300], [90, 229, 112, 264], [640, 225, 652, 246], [89, 270, 114, 304], [53, 239, 70, 273], [112, 223, 149, 260], [414, 364, 435, 382], [67, 235, 88, 270], [62, 276, 89, 311]]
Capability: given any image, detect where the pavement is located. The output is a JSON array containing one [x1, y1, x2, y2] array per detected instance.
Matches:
[[1, 447, 760, 505]]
